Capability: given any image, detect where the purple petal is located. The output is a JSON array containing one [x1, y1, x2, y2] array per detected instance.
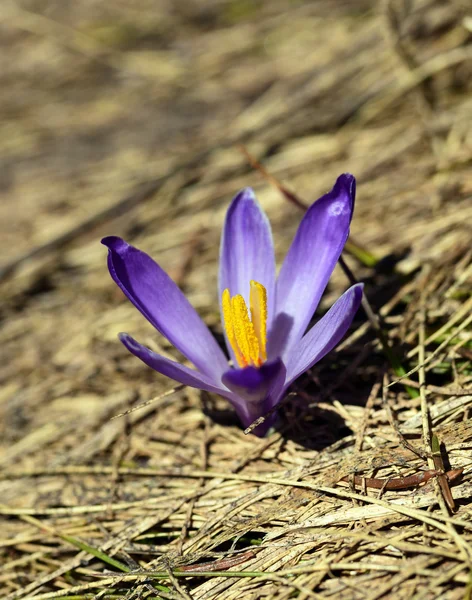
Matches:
[[269, 174, 355, 360], [102, 237, 228, 381], [121, 332, 283, 437], [222, 358, 286, 436], [285, 284, 363, 386], [219, 188, 276, 362], [119, 333, 228, 395]]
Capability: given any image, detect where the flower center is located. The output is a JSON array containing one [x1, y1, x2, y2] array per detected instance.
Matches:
[[222, 280, 268, 368]]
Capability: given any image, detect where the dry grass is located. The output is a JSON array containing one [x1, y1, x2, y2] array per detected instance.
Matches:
[[1, 0, 472, 598]]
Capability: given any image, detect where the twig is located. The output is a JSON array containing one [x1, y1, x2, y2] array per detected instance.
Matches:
[[382, 372, 426, 460], [339, 468, 462, 490], [385, 308, 472, 388], [355, 380, 382, 452], [386, 377, 472, 396], [431, 435, 456, 513], [418, 301, 433, 462], [177, 550, 256, 572], [244, 392, 296, 435], [111, 385, 185, 419]]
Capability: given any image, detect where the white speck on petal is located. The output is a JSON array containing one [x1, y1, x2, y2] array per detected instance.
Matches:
[[328, 201, 347, 216]]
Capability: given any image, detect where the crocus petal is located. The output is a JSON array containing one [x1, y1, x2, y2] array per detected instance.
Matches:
[[119, 333, 228, 396], [219, 188, 276, 362], [269, 174, 355, 360], [102, 237, 228, 381], [222, 358, 286, 435], [285, 283, 363, 386]]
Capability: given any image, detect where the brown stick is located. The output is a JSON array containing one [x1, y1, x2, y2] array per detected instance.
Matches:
[[177, 550, 256, 573], [340, 468, 463, 491], [431, 434, 458, 512]]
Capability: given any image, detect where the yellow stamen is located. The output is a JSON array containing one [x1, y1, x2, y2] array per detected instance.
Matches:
[[222, 281, 268, 368], [231, 295, 260, 367], [250, 280, 267, 362], [222, 289, 244, 367]]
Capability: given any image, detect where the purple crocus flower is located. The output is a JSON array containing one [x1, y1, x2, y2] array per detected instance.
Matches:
[[102, 174, 363, 436]]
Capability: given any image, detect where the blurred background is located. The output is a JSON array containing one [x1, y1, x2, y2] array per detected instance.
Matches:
[[1, 0, 471, 263]]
